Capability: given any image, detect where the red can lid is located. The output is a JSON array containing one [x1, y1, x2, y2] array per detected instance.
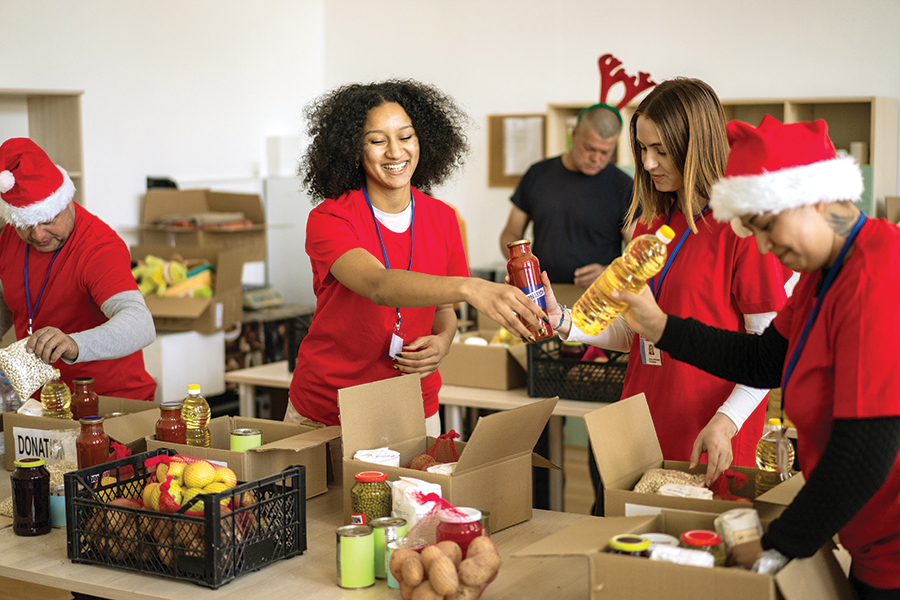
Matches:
[[355, 470, 387, 483], [680, 529, 722, 547]]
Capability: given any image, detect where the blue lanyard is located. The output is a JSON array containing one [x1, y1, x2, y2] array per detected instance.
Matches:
[[650, 202, 707, 300], [780, 210, 867, 412], [362, 184, 415, 328], [24, 246, 62, 335]]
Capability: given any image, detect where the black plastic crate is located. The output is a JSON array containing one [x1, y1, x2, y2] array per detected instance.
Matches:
[[526, 336, 628, 402], [64, 448, 306, 589]]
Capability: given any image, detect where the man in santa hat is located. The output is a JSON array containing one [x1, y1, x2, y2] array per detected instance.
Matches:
[[608, 116, 900, 598], [0, 137, 156, 401]]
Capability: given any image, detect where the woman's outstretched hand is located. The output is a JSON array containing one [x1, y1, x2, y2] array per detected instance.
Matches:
[[610, 287, 668, 343], [464, 278, 549, 341]]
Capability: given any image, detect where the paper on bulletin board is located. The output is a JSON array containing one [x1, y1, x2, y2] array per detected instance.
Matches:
[[503, 116, 544, 177]]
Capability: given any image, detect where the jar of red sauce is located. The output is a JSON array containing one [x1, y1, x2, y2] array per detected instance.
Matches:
[[70, 377, 100, 421], [155, 401, 187, 444], [76, 415, 110, 470], [12, 457, 51, 536], [436, 507, 483, 557]]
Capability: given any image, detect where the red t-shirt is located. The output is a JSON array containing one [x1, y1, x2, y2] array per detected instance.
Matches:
[[772, 218, 900, 588], [622, 208, 791, 465], [0, 204, 157, 401], [289, 188, 469, 426]]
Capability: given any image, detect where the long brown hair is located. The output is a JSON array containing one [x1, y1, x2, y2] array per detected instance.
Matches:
[[625, 78, 728, 232]]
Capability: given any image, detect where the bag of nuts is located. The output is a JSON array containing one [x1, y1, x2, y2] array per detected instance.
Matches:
[[0, 338, 58, 402]]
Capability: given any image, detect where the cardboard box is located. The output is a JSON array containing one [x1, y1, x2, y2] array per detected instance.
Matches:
[[139, 189, 268, 262], [886, 195, 900, 224], [131, 244, 244, 334], [513, 508, 854, 600], [146, 415, 340, 499], [440, 329, 527, 390], [586, 393, 803, 518], [2, 396, 157, 470], [338, 375, 558, 532]]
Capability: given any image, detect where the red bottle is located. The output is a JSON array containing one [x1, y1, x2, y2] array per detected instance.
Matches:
[[506, 239, 552, 340], [70, 377, 100, 421], [76, 415, 110, 470], [156, 401, 187, 444]]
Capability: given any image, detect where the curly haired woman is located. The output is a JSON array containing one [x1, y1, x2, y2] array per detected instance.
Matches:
[[286, 79, 549, 434]]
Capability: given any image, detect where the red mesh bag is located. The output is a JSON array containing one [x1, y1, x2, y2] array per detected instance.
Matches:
[[709, 469, 751, 502], [403, 430, 461, 471], [142, 454, 242, 514]]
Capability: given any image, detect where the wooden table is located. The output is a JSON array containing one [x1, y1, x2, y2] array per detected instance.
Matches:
[[0, 473, 591, 599], [223, 361, 608, 512]]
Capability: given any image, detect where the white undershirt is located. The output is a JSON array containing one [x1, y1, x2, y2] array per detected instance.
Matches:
[[372, 203, 412, 233]]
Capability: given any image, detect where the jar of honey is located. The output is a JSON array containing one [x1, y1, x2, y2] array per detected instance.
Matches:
[[436, 507, 483, 557]]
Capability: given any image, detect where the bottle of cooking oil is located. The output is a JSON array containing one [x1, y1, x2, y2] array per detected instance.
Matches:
[[571, 225, 676, 336], [180, 384, 210, 448], [40, 370, 73, 419], [755, 418, 795, 495]]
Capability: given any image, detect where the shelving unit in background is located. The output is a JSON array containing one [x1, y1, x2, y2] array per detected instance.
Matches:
[[546, 97, 899, 217]]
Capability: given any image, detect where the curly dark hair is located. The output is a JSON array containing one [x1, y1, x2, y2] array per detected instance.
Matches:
[[298, 79, 471, 204]]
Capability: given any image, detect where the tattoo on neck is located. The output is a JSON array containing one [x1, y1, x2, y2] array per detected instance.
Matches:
[[826, 211, 854, 237]]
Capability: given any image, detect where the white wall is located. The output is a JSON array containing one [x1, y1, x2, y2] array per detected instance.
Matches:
[[2, 0, 899, 289]]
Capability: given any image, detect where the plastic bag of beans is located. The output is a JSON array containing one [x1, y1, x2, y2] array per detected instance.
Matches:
[[0, 338, 57, 402]]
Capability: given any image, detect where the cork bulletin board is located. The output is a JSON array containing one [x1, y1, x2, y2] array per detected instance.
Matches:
[[487, 114, 546, 188]]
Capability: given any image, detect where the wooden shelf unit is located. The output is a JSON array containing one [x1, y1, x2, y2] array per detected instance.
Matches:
[[546, 97, 899, 217], [0, 89, 85, 206]]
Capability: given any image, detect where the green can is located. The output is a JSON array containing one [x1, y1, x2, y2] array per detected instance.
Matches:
[[336, 525, 375, 589], [230, 428, 262, 451], [371, 517, 407, 580]]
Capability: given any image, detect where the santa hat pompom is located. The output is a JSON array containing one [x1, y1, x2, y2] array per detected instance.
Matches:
[[0, 170, 14, 193]]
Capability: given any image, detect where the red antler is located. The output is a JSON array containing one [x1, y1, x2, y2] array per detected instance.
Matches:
[[598, 54, 657, 109]]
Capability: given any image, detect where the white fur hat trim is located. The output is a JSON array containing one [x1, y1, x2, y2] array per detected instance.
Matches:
[[0, 165, 75, 228]]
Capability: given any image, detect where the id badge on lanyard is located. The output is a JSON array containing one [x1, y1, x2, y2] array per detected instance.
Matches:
[[363, 185, 414, 359]]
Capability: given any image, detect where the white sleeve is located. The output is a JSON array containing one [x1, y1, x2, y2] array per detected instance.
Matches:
[[559, 312, 634, 353], [716, 311, 778, 430]]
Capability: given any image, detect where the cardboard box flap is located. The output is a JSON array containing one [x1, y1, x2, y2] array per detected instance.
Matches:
[[143, 295, 211, 318], [756, 472, 805, 506], [207, 191, 266, 223], [102, 407, 160, 444], [338, 375, 425, 459], [233, 416, 307, 443], [508, 342, 528, 372], [584, 393, 662, 489], [532, 453, 563, 470], [776, 541, 855, 600], [513, 515, 656, 558], [254, 425, 342, 452], [454, 397, 557, 475], [142, 189, 266, 225]]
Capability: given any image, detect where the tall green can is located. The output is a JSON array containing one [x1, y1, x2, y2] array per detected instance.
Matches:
[[336, 525, 375, 589]]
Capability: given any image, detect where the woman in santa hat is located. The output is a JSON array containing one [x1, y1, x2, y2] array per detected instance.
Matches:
[[609, 115, 900, 598]]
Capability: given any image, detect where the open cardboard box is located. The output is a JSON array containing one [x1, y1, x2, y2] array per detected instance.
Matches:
[[338, 375, 558, 532], [886, 195, 900, 224], [513, 508, 853, 600], [2, 397, 157, 470], [131, 244, 244, 334], [587, 393, 804, 518], [146, 415, 340, 499], [137, 189, 268, 262]]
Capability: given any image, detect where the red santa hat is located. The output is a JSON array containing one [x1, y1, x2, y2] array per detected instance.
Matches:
[[0, 137, 76, 229], [710, 115, 863, 236]]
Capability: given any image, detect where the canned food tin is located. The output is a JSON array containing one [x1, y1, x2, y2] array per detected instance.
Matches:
[[371, 517, 407, 580], [230, 428, 263, 451], [336, 525, 375, 589]]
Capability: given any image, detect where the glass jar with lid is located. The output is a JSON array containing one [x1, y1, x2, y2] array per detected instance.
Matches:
[[680, 529, 726, 566], [607, 534, 651, 557], [76, 415, 110, 470], [156, 401, 187, 444], [350, 471, 392, 526], [436, 507, 483, 558], [70, 377, 99, 421], [12, 457, 51, 536]]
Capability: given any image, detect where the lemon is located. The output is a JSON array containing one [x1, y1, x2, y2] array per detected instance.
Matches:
[[182, 460, 216, 489]]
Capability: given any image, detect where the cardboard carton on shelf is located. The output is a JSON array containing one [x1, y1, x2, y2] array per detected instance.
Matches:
[[338, 375, 558, 532], [2, 396, 157, 470], [146, 415, 340, 499], [587, 393, 804, 519], [131, 244, 244, 334], [513, 508, 853, 600], [138, 188, 268, 262]]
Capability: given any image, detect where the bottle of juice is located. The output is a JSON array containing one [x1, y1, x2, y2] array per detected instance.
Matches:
[[755, 418, 796, 495], [506, 239, 553, 341], [40, 369, 73, 419], [571, 226, 675, 336], [180, 384, 211, 448]]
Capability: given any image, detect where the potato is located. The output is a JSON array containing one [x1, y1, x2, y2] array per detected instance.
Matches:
[[401, 553, 425, 586], [465, 535, 497, 558], [436, 540, 463, 566], [459, 552, 502, 587], [411, 580, 442, 600], [446, 584, 482, 600], [428, 554, 459, 595], [399, 581, 417, 600], [390, 548, 418, 583]]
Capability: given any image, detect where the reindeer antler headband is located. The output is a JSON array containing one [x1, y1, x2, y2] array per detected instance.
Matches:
[[577, 54, 657, 126]]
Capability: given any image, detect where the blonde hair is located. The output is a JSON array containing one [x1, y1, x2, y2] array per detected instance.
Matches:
[[625, 78, 728, 233]]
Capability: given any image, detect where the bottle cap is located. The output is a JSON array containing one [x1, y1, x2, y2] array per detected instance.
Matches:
[[680, 529, 723, 547], [354, 470, 387, 483], [609, 534, 650, 552], [187, 384, 201, 394], [79, 415, 105, 425], [506, 239, 531, 248], [437, 507, 481, 523], [656, 225, 676, 243], [15, 457, 46, 468], [768, 418, 782, 427]]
